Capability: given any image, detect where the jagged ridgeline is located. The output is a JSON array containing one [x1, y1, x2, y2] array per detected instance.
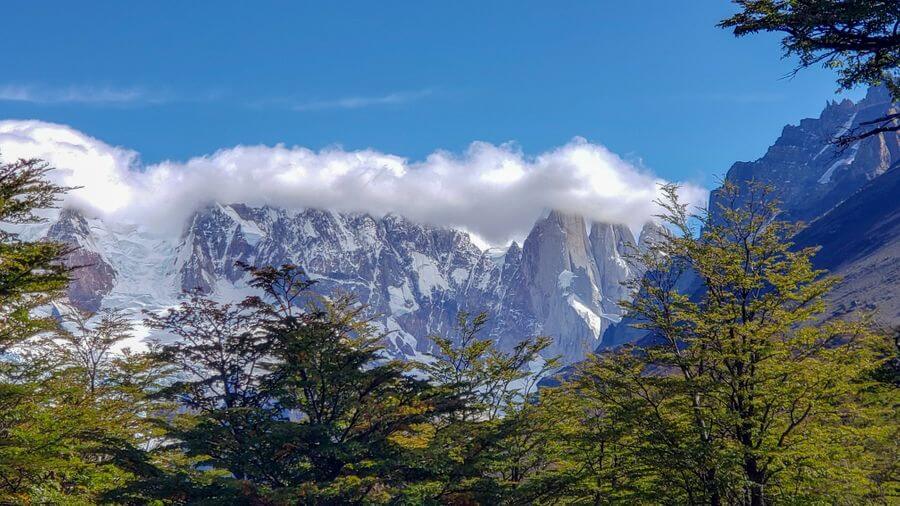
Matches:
[[46, 202, 661, 365]]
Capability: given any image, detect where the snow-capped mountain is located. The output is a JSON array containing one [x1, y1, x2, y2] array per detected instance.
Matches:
[[46, 203, 652, 365]]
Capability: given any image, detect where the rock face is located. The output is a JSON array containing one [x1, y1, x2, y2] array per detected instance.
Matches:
[[600, 86, 900, 349], [591, 222, 638, 314], [709, 86, 899, 225], [46, 204, 642, 365], [46, 209, 117, 312], [490, 211, 635, 362]]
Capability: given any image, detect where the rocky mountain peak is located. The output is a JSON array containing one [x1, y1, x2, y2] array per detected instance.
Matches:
[[46, 209, 116, 312], [861, 84, 894, 106], [602, 87, 900, 351], [589, 222, 636, 313], [637, 221, 666, 252], [48, 208, 93, 243], [522, 210, 599, 304], [710, 87, 900, 225], [43, 202, 643, 365]]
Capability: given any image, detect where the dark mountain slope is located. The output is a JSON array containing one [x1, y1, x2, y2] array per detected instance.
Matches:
[[794, 162, 900, 324]]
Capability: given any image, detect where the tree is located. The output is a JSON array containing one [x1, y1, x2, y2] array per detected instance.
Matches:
[[0, 158, 71, 351], [0, 157, 75, 501], [546, 183, 895, 504], [0, 157, 167, 503], [261, 294, 449, 504], [399, 312, 556, 504], [142, 264, 462, 503], [47, 306, 134, 395], [144, 290, 283, 487], [425, 312, 554, 424], [720, 0, 900, 144]]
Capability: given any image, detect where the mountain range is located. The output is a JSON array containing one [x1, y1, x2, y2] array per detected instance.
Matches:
[[45, 201, 662, 365], [41, 87, 900, 365]]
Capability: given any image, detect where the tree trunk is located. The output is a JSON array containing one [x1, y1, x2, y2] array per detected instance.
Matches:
[[705, 468, 721, 506], [745, 456, 765, 506]]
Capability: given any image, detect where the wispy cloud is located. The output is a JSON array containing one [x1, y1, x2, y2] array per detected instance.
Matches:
[[291, 89, 434, 111], [0, 83, 437, 111], [0, 84, 170, 105]]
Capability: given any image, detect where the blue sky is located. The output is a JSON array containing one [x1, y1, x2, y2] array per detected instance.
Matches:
[[2, 1, 865, 187]]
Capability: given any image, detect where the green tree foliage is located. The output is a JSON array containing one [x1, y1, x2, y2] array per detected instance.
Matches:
[[139, 274, 558, 505], [49, 306, 135, 395], [720, 0, 900, 143], [144, 292, 281, 487], [533, 183, 898, 505], [255, 270, 454, 503], [396, 312, 556, 504], [0, 157, 167, 503], [425, 312, 553, 424], [0, 158, 71, 350], [139, 264, 458, 503]]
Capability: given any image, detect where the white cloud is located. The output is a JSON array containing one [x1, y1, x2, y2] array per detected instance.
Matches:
[[0, 84, 167, 105], [291, 89, 433, 111], [0, 120, 707, 245]]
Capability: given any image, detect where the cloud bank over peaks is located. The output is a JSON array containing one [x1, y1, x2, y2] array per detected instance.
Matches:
[[0, 120, 707, 246]]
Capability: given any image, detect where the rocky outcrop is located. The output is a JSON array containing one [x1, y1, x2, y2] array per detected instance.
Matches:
[[590, 222, 636, 315], [46, 209, 116, 312], [709, 85, 900, 327], [794, 160, 900, 325], [500, 212, 604, 362]]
